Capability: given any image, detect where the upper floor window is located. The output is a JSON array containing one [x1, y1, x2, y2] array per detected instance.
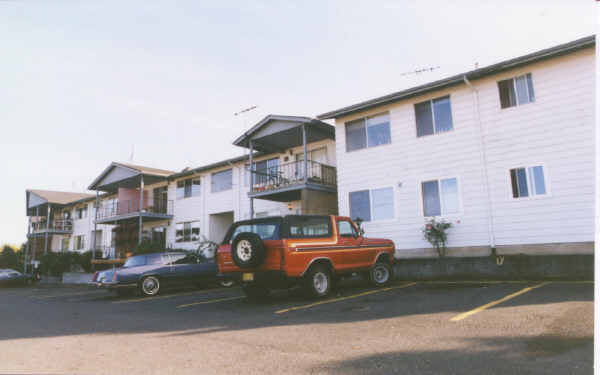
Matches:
[[177, 178, 201, 199], [421, 178, 460, 217], [345, 113, 391, 152], [74, 235, 86, 250], [498, 73, 535, 109], [349, 187, 394, 222], [509, 165, 547, 198], [211, 169, 233, 193], [415, 96, 453, 137], [75, 206, 87, 220]]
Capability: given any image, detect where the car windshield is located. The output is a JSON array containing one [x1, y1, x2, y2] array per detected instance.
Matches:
[[123, 256, 147, 268], [224, 219, 281, 243]]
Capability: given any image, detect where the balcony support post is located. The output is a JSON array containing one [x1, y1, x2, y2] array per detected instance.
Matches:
[[92, 190, 99, 268], [44, 204, 51, 255], [249, 140, 254, 219], [138, 175, 144, 245], [33, 206, 39, 263], [24, 215, 31, 274], [302, 124, 308, 182]]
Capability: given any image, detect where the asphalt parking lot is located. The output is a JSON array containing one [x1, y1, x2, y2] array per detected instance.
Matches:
[[0, 279, 593, 375]]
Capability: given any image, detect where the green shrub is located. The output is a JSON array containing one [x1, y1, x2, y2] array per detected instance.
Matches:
[[422, 218, 452, 258], [79, 250, 110, 273], [0, 245, 22, 271]]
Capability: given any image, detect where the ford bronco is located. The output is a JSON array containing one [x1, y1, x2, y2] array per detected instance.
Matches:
[[217, 215, 396, 299]]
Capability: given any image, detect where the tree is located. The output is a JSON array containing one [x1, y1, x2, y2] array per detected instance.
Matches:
[[0, 245, 21, 270]]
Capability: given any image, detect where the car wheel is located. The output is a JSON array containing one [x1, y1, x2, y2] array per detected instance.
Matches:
[[369, 262, 392, 287], [242, 284, 269, 300], [231, 232, 266, 269], [140, 276, 160, 297], [304, 265, 332, 299], [219, 279, 235, 288]]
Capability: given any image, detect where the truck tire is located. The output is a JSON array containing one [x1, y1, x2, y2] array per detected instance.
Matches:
[[369, 262, 392, 287], [303, 264, 332, 299], [231, 232, 266, 268]]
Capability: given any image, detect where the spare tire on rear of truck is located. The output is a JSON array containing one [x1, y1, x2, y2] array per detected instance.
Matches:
[[231, 232, 266, 269]]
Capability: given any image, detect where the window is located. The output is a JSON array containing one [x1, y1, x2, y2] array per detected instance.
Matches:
[[254, 158, 279, 185], [415, 96, 454, 137], [74, 235, 86, 250], [498, 73, 535, 109], [349, 187, 394, 222], [76, 206, 87, 220], [177, 178, 201, 199], [146, 253, 165, 265], [288, 216, 332, 238], [510, 165, 547, 198], [338, 221, 357, 237], [124, 255, 146, 268], [211, 169, 233, 192], [345, 113, 391, 152], [421, 178, 460, 217], [228, 222, 280, 242], [61, 238, 70, 252], [175, 221, 201, 242]]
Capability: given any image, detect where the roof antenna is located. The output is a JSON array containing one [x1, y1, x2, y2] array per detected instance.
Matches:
[[399, 66, 440, 76], [129, 144, 135, 162]]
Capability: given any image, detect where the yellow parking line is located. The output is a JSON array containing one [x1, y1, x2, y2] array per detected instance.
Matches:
[[176, 295, 244, 309], [113, 287, 232, 304], [275, 282, 417, 315], [450, 282, 549, 322]]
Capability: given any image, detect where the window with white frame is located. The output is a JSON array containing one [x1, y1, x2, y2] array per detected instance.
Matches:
[[211, 169, 233, 193], [421, 178, 460, 217], [509, 165, 547, 198], [345, 113, 391, 152], [415, 96, 454, 137], [176, 178, 201, 199], [175, 221, 201, 243], [74, 235, 86, 250], [75, 205, 87, 220], [498, 73, 535, 109], [349, 187, 394, 222], [61, 238, 70, 252]]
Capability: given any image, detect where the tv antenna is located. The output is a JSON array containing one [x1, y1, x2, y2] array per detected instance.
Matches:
[[399, 66, 440, 76], [234, 105, 257, 116]]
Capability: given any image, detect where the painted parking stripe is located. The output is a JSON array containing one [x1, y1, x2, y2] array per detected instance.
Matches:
[[176, 295, 244, 308], [113, 287, 237, 304], [450, 282, 549, 322], [275, 282, 417, 315]]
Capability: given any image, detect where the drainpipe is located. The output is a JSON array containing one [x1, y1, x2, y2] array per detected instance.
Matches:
[[249, 140, 254, 219], [463, 75, 496, 252], [93, 191, 99, 270], [44, 204, 51, 255], [138, 175, 144, 245], [25, 215, 31, 274]]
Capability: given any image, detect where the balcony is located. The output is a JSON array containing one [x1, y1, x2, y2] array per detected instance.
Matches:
[[95, 198, 173, 224], [249, 160, 337, 202], [29, 219, 73, 236]]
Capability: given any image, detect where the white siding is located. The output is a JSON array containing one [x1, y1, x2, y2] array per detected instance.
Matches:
[[334, 48, 594, 257]]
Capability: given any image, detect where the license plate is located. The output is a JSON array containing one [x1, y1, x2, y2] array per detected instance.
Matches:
[[242, 273, 254, 281]]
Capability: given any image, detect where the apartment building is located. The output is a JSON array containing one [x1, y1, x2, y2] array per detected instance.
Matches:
[[25, 36, 594, 263], [317, 35, 595, 258]]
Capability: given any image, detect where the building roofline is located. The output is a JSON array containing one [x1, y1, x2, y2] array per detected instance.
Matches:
[[168, 153, 263, 180], [317, 35, 595, 120]]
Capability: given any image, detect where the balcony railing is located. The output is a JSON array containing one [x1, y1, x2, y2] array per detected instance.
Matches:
[[251, 160, 337, 193], [31, 219, 73, 233], [97, 198, 173, 220]]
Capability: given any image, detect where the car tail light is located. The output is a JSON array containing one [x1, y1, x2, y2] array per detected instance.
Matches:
[[112, 272, 118, 282], [92, 271, 98, 282]]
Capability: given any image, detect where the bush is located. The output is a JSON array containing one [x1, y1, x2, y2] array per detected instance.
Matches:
[[422, 218, 452, 258], [133, 240, 165, 255], [79, 250, 109, 273], [40, 252, 81, 276], [0, 245, 22, 271]]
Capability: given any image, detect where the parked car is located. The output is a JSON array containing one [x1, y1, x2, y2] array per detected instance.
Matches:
[[90, 251, 234, 296], [217, 215, 396, 299], [0, 269, 32, 287]]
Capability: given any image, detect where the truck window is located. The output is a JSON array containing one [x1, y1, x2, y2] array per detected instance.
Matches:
[[338, 221, 357, 237], [288, 216, 332, 238], [226, 221, 281, 243]]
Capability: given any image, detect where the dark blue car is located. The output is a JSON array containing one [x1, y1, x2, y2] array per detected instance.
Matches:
[[90, 252, 233, 296]]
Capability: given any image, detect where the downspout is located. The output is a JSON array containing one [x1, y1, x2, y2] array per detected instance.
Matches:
[[463, 75, 496, 252]]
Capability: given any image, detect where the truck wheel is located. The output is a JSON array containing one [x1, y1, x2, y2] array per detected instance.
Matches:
[[242, 284, 269, 300], [369, 262, 392, 287], [231, 233, 266, 269], [140, 276, 160, 296], [304, 265, 332, 299]]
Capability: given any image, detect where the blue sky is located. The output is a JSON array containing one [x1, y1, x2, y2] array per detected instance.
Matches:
[[0, 0, 595, 245]]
